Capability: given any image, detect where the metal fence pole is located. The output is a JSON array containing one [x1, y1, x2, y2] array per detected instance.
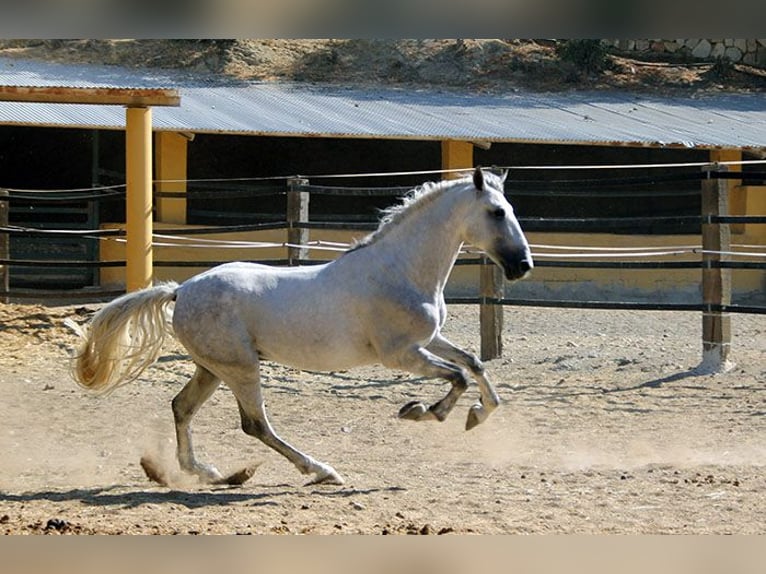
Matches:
[[700, 164, 733, 372], [287, 177, 309, 266], [0, 189, 8, 303]]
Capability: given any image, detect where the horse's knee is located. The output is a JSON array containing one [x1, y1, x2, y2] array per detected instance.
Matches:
[[466, 354, 485, 376]]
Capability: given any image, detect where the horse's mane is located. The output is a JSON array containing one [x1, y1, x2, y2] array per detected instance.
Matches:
[[346, 175, 470, 253]]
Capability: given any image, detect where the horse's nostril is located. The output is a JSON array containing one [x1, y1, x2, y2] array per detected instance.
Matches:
[[519, 259, 533, 274]]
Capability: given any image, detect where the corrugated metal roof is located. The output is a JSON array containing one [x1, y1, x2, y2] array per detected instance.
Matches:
[[0, 56, 765, 149]]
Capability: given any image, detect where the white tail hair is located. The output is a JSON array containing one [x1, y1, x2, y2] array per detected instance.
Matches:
[[72, 282, 179, 393]]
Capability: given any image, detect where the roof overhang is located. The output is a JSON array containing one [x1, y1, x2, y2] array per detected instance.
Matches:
[[0, 57, 764, 152]]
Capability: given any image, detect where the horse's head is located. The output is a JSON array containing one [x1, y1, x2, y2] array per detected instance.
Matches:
[[460, 167, 533, 281]]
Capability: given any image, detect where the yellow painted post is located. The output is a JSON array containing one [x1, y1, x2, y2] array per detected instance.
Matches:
[[441, 140, 474, 179], [155, 132, 188, 224], [741, 185, 766, 241], [125, 106, 153, 291]]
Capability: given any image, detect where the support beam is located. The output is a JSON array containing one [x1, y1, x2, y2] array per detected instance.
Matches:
[[441, 140, 474, 179], [0, 85, 179, 106], [125, 106, 153, 292], [155, 132, 188, 225]]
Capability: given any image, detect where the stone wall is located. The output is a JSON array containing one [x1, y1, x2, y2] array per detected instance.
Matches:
[[605, 39, 766, 67]]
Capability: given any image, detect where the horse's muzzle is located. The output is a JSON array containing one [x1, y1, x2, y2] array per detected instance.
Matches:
[[494, 249, 534, 281]]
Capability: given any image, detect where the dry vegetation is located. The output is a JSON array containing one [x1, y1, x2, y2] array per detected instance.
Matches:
[[1, 39, 765, 94]]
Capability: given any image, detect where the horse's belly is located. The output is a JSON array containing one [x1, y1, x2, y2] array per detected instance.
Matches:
[[258, 332, 378, 372]]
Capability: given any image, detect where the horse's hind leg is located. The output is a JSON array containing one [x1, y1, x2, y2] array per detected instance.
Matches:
[[171, 365, 223, 483], [427, 335, 500, 430], [224, 361, 344, 486]]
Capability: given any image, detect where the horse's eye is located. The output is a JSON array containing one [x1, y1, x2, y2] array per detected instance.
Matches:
[[492, 208, 505, 220]]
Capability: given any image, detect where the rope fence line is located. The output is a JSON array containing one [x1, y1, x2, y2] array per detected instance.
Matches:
[[3, 223, 765, 260], [150, 158, 766, 182], [0, 158, 765, 197]]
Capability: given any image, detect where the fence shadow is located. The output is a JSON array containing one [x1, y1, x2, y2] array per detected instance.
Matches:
[[603, 368, 702, 393], [0, 484, 405, 510], [1, 485, 288, 509]]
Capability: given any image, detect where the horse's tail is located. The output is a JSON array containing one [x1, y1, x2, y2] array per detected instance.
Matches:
[[71, 282, 179, 393]]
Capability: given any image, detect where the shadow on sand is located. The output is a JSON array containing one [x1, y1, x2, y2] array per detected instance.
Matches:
[[0, 484, 405, 510]]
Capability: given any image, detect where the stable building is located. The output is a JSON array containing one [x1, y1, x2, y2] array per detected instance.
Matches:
[[0, 56, 764, 304]]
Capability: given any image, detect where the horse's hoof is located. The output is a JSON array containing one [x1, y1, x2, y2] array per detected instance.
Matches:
[[398, 401, 428, 420], [465, 409, 481, 430], [465, 403, 489, 430], [211, 463, 262, 486], [140, 455, 169, 486], [305, 467, 345, 486]]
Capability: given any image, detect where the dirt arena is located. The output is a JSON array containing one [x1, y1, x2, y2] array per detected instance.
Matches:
[[1, 300, 764, 534]]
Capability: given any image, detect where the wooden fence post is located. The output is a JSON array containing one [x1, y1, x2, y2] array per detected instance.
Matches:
[[0, 189, 8, 303], [480, 255, 504, 360], [287, 177, 309, 266], [699, 164, 733, 372]]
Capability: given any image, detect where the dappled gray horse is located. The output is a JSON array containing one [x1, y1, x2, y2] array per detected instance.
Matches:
[[72, 167, 533, 485]]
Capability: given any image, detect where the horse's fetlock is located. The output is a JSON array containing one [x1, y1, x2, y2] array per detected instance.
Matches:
[[447, 370, 469, 391]]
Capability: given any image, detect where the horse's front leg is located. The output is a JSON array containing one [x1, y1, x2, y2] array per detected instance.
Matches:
[[427, 335, 501, 430], [387, 346, 471, 423]]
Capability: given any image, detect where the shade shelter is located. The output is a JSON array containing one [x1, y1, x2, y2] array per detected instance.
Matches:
[[0, 84, 180, 291]]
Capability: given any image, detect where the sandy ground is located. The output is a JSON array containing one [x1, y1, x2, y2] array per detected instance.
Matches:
[[0, 301, 764, 534]]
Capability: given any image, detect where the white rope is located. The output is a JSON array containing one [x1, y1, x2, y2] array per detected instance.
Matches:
[[153, 159, 766, 185], [496, 159, 766, 171], [4, 224, 763, 259], [529, 242, 700, 252], [530, 249, 694, 259], [2, 184, 126, 194], [112, 235, 351, 252], [696, 249, 766, 259]]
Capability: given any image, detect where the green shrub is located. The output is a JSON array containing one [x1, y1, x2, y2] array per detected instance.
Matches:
[[556, 39, 610, 75]]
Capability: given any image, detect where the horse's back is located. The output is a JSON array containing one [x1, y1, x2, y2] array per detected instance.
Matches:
[[172, 261, 380, 371]]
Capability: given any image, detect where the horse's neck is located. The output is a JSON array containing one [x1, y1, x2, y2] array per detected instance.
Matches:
[[371, 190, 466, 294]]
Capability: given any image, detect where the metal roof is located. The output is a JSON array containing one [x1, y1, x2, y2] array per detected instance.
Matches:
[[0, 56, 765, 150]]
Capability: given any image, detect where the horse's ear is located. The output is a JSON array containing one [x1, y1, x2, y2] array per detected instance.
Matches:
[[473, 166, 485, 193], [500, 168, 509, 183]]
